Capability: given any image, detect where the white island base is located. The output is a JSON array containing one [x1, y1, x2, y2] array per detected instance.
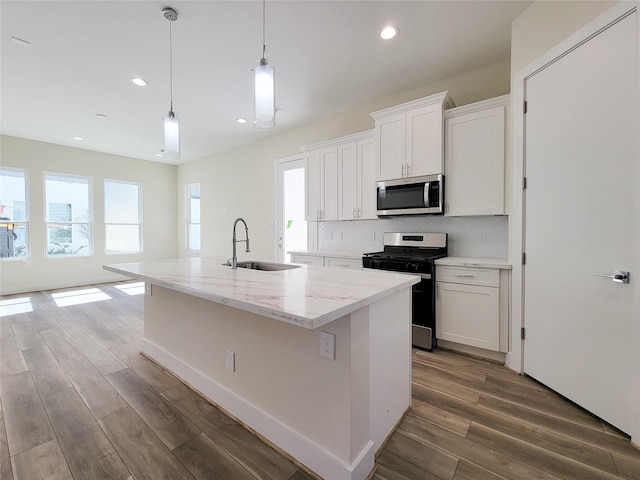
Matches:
[[141, 284, 412, 480]]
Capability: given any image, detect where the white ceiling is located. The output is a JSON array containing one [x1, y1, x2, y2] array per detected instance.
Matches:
[[0, 1, 532, 165]]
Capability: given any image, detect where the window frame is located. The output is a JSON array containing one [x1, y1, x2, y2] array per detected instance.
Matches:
[[44, 171, 93, 258], [104, 178, 143, 255], [0, 167, 29, 260], [185, 183, 201, 253]]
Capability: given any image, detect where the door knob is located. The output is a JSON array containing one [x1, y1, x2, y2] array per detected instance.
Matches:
[[592, 270, 630, 284]]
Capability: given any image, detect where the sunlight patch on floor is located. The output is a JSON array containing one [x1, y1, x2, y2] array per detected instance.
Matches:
[[51, 287, 112, 307], [0, 297, 33, 316], [115, 282, 145, 296]]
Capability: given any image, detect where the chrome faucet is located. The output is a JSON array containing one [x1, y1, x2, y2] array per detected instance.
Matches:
[[231, 217, 250, 269]]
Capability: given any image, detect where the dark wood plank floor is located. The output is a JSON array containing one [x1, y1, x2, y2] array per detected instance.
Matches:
[[1, 282, 639, 480]]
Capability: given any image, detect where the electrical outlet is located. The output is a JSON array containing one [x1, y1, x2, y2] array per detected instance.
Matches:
[[320, 331, 336, 360], [476, 233, 487, 245], [369, 232, 376, 241], [338, 232, 343, 241], [226, 350, 235, 372], [145, 283, 152, 296], [329, 232, 334, 241], [224, 205, 230, 213], [2, 273, 11, 280]]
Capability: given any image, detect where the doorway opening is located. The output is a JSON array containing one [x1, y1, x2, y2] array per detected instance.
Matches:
[[276, 156, 307, 262]]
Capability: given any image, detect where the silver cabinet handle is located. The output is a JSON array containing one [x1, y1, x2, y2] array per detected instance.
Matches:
[[454, 274, 476, 278], [401, 164, 405, 177], [353, 208, 357, 219], [406, 163, 410, 176], [592, 270, 630, 284]]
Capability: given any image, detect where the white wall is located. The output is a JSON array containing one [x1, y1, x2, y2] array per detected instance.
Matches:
[[177, 60, 512, 261], [511, 0, 616, 74], [0, 135, 177, 294]]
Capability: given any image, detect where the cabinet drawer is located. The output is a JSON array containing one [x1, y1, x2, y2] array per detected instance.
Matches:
[[291, 255, 324, 266], [437, 266, 499, 287], [325, 257, 362, 269]]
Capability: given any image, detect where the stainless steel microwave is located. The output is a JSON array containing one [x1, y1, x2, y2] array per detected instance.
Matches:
[[376, 174, 444, 216]]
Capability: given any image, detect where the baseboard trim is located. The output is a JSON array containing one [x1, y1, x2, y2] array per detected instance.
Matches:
[[141, 338, 375, 480]]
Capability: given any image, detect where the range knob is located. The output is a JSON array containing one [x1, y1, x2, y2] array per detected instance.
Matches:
[[407, 263, 420, 272]]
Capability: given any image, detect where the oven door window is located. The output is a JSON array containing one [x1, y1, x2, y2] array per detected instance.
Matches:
[[377, 183, 426, 211]]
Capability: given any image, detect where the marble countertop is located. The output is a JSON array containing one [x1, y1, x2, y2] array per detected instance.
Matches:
[[435, 257, 512, 269], [288, 250, 365, 259], [104, 257, 419, 329]]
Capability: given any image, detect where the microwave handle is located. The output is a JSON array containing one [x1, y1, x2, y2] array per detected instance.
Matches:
[[423, 182, 430, 207]]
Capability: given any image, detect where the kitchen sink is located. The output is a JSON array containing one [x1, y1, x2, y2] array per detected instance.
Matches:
[[235, 261, 301, 271]]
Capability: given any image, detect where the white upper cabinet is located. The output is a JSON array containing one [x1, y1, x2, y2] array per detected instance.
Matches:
[[357, 136, 376, 220], [320, 147, 338, 221], [304, 147, 338, 222], [444, 95, 510, 216], [305, 130, 375, 222], [337, 134, 376, 220], [371, 91, 455, 181], [305, 150, 321, 221]]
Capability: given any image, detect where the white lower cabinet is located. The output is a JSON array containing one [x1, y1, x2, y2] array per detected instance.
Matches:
[[290, 253, 362, 270], [436, 265, 509, 352], [325, 257, 362, 269], [290, 254, 324, 266]]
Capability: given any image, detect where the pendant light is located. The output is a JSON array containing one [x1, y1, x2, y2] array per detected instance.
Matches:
[[254, 0, 275, 129], [163, 7, 180, 159]]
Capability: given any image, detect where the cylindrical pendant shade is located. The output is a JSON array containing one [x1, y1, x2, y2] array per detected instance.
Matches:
[[254, 57, 275, 129], [164, 111, 180, 158]]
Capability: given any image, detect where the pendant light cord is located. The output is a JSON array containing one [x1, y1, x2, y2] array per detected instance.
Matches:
[[169, 20, 174, 112], [262, 0, 266, 60]]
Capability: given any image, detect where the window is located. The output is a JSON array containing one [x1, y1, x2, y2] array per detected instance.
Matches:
[[0, 168, 28, 258], [186, 183, 200, 251], [104, 180, 142, 254], [45, 173, 91, 257]]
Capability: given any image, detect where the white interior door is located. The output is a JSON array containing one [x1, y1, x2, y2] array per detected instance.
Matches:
[[523, 11, 638, 434], [275, 156, 307, 263]]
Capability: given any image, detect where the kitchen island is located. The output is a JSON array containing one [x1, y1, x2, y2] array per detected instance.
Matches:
[[104, 257, 419, 480]]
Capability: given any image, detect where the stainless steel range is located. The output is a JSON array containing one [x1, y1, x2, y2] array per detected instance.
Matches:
[[362, 232, 447, 350]]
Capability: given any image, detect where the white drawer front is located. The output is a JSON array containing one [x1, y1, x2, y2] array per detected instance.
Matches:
[[326, 257, 362, 269], [291, 255, 324, 266], [437, 266, 499, 287]]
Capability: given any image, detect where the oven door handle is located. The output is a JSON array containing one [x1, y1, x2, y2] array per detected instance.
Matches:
[[423, 182, 430, 208], [419, 273, 432, 280]]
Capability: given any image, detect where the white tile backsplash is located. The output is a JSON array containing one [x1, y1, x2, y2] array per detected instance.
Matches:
[[317, 216, 508, 258]]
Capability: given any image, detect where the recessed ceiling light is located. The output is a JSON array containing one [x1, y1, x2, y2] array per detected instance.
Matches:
[[131, 77, 149, 87], [236, 118, 248, 124], [380, 25, 399, 40], [72, 136, 83, 141], [96, 113, 108, 119]]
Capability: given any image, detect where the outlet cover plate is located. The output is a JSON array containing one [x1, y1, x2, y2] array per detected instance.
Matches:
[[320, 331, 336, 360]]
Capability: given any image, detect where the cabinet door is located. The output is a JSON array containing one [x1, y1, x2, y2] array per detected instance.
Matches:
[[406, 104, 444, 177], [357, 137, 377, 220], [291, 254, 324, 266], [445, 105, 505, 216], [375, 112, 405, 180], [325, 257, 362, 269], [436, 282, 500, 351], [320, 147, 338, 221], [305, 151, 321, 221], [337, 142, 358, 220]]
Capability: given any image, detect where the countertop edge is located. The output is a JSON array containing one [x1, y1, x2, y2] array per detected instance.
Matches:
[[104, 263, 420, 329], [435, 257, 512, 270], [288, 250, 365, 259]]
